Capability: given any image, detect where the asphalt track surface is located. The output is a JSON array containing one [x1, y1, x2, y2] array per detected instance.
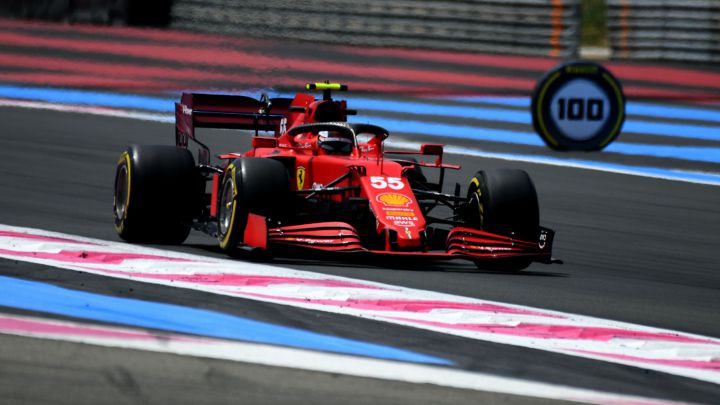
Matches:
[[2, 19, 720, 405], [2, 105, 720, 404]]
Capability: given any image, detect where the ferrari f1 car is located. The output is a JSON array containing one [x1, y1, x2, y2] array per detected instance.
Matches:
[[114, 83, 558, 270]]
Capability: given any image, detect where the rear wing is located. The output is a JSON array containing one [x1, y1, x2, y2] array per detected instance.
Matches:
[[175, 93, 291, 157]]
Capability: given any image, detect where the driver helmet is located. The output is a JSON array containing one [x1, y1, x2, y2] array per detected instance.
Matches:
[[318, 130, 353, 155]]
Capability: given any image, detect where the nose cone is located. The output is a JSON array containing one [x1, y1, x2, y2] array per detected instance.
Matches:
[[360, 165, 427, 251], [394, 226, 424, 250]]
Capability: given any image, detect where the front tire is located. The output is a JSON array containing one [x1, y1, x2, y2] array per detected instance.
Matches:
[[114, 145, 198, 244], [217, 157, 290, 255], [465, 169, 539, 271]]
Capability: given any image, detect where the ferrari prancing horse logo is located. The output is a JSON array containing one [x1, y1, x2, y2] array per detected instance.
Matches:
[[296, 166, 306, 189]]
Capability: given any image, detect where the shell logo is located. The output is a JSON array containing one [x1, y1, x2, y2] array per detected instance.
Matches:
[[376, 193, 412, 207]]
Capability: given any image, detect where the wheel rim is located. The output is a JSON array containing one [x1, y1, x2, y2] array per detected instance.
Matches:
[[468, 191, 484, 229], [114, 165, 128, 220], [466, 177, 484, 229], [218, 179, 235, 236]]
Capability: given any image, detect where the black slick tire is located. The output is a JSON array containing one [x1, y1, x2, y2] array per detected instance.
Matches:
[[114, 145, 198, 244], [217, 157, 290, 255], [465, 169, 539, 271]]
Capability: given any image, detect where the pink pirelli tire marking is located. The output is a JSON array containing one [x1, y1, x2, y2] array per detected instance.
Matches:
[[1, 224, 720, 386]]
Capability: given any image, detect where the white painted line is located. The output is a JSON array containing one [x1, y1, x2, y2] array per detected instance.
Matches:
[[0, 313, 698, 405], [0, 98, 173, 123], [1, 224, 719, 387]]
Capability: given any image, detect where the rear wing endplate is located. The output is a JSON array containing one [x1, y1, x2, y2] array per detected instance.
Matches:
[[175, 92, 291, 146]]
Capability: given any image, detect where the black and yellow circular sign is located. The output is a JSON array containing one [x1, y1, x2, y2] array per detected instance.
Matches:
[[531, 61, 625, 151]]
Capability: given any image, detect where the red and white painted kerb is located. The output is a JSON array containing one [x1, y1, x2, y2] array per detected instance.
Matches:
[[1, 224, 719, 387]]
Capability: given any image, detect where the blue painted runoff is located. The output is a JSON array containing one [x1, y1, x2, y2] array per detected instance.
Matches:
[[355, 116, 720, 164], [0, 85, 173, 112], [441, 145, 720, 186], [3, 85, 720, 140], [3, 85, 720, 163], [0, 276, 450, 365], [440, 95, 720, 124], [349, 97, 720, 142]]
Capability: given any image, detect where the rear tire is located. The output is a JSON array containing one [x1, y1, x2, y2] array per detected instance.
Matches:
[[465, 169, 539, 271], [217, 157, 290, 255], [114, 145, 198, 244]]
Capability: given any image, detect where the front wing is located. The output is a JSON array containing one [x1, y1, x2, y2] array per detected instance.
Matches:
[[246, 215, 557, 265]]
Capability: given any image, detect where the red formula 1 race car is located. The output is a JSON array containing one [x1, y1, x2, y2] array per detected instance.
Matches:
[[113, 83, 558, 270]]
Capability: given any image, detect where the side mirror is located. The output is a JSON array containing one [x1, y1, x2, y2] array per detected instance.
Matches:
[[420, 143, 443, 165], [420, 144, 443, 156]]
